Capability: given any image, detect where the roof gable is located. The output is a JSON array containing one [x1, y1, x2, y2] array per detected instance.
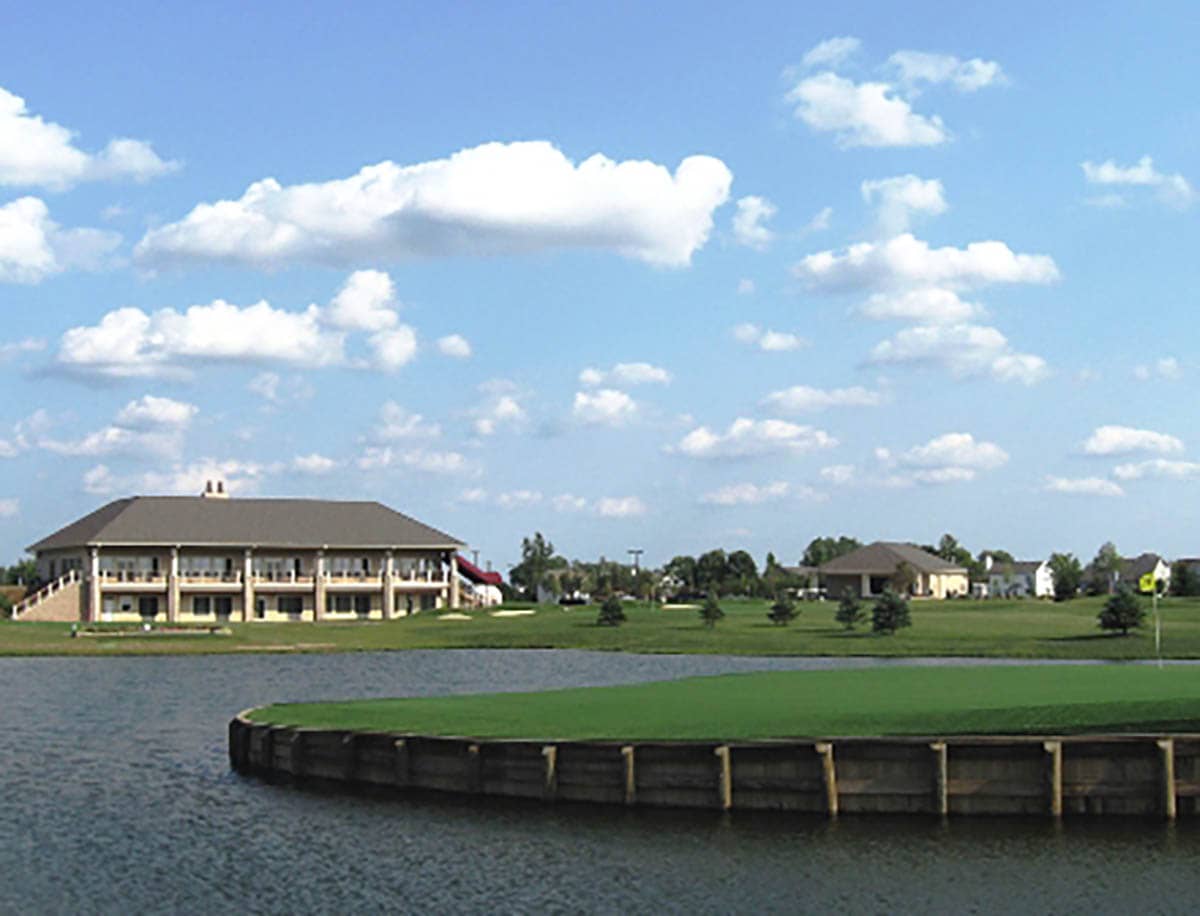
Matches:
[[819, 541, 967, 575]]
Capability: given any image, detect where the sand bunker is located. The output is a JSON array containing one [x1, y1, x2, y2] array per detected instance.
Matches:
[[661, 603, 700, 610], [489, 609, 536, 617], [438, 613, 472, 621]]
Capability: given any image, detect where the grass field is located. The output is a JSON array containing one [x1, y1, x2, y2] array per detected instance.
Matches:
[[3, 595, 1199, 658], [248, 665, 1200, 739]]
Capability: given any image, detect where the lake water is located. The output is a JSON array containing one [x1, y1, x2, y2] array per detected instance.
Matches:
[[1, 650, 1197, 913]]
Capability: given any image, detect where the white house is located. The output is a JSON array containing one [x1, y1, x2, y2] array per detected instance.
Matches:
[[987, 558, 1054, 598]]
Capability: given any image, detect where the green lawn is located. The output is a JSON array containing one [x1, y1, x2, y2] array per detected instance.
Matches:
[[248, 665, 1200, 739], [3, 595, 1198, 659]]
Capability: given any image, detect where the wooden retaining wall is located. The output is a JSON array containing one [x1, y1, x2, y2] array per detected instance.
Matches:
[[228, 715, 1200, 818]]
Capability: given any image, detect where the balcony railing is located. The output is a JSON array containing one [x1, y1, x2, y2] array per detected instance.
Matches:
[[98, 570, 165, 584], [179, 571, 243, 584], [252, 571, 314, 584]]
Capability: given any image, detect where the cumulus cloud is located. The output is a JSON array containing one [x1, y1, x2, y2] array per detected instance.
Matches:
[[552, 493, 590, 513], [113, 394, 197, 429], [1043, 476, 1125, 497], [802, 36, 862, 69], [496, 489, 543, 509], [861, 175, 947, 235], [40, 395, 197, 458], [356, 446, 472, 475], [794, 233, 1059, 293], [731, 195, 777, 249], [901, 432, 1008, 471], [471, 383, 527, 437], [373, 401, 442, 441], [323, 269, 398, 332], [594, 496, 647, 518], [292, 453, 337, 474], [676, 417, 836, 459], [763, 384, 883, 412], [579, 362, 671, 387], [732, 324, 808, 352], [437, 334, 472, 358], [0, 338, 46, 365], [1082, 425, 1184, 457], [699, 481, 821, 506], [573, 389, 638, 426], [859, 287, 984, 323], [1134, 357, 1181, 381], [0, 86, 177, 189], [135, 141, 732, 270], [819, 464, 856, 485], [868, 323, 1047, 384], [1082, 156, 1195, 209], [786, 71, 947, 148], [83, 458, 269, 497], [0, 196, 121, 283], [737, 278, 756, 295], [0, 498, 17, 518], [1112, 459, 1200, 481], [886, 51, 1006, 92]]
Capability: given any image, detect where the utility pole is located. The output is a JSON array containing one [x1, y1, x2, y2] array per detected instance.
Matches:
[[627, 548, 643, 573]]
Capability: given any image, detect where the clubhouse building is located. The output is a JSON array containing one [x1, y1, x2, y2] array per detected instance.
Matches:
[[14, 482, 492, 623]]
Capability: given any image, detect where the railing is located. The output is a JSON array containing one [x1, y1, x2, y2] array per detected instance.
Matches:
[[12, 569, 79, 617], [324, 571, 383, 584], [253, 571, 313, 584], [98, 570, 165, 584], [179, 571, 243, 584]]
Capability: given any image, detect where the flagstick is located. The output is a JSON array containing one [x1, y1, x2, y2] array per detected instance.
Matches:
[[1154, 587, 1162, 669]]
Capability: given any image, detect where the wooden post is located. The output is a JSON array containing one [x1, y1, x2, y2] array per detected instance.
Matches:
[[342, 733, 358, 783], [289, 731, 304, 779], [621, 746, 636, 806], [1158, 738, 1177, 820], [1043, 740, 1063, 818], [542, 745, 558, 801], [393, 738, 411, 788], [931, 741, 948, 816], [466, 743, 482, 794], [714, 745, 733, 810], [815, 742, 838, 817]]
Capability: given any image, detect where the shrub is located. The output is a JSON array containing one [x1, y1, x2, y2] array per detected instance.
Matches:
[[1098, 585, 1145, 636], [766, 595, 798, 627], [699, 594, 725, 629], [834, 589, 865, 631], [596, 594, 627, 627], [871, 588, 911, 635], [0, 593, 11, 620]]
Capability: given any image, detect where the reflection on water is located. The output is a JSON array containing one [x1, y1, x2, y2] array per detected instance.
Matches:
[[0, 650, 1196, 913]]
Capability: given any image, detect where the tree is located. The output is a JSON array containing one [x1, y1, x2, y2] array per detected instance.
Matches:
[[801, 536, 861, 568], [1088, 542, 1122, 595], [2, 558, 36, 585], [699, 594, 725, 629], [872, 589, 911, 635], [664, 555, 698, 595], [936, 534, 973, 568], [0, 593, 11, 619], [1170, 561, 1200, 597], [890, 561, 918, 596], [835, 588, 865, 630], [509, 533, 565, 601], [696, 549, 728, 595], [1048, 553, 1083, 601], [1098, 584, 1145, 636], [725, 550, 759, 596], [596, 594, 627, 627], [767, 594, 798, 626]]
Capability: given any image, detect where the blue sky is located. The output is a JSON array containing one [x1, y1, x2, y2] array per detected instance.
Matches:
[[2, 1, 1199, 573]]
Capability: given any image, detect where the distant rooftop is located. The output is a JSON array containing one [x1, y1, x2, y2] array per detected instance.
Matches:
[[819, 542, 967, 576]]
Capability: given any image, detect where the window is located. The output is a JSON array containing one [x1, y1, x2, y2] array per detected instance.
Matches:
[[138, 596, 159, 618], [278, 596, 303, 616], [327, 594, 353, 613], [192, 596, 211, 616], [214, 597, 233, 619], [354, 594, 371, 616], [254, 598, 266, 620], [420, 594, 436, 612]]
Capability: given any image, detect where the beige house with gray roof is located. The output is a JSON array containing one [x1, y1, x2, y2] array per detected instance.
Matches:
[[819, 542, 969, 599], [15, 482, 466, 623]]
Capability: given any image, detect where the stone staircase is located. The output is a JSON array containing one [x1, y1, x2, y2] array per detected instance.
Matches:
[[12, 570, 83, 621]]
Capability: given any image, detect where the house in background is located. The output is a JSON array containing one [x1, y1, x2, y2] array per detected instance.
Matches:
[[819, 542, 969, 599], [14, 482, 471, 622], [1119, 553, 1171, 593], [986, 557, 1054, 598]]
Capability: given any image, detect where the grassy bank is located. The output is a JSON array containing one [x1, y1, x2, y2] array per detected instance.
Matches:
[[249, 665, 1200, 739], [3, 595, 1200, 658]]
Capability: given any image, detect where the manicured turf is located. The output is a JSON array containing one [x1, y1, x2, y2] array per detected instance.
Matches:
[[249, 664, 1200, 739], [3, 596, 1199, 658]]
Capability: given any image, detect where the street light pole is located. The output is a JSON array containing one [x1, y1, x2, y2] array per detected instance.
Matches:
[[627, 549, 643, 573]]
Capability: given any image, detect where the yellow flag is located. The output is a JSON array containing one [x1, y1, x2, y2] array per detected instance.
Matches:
[[1139, 572, 1157, 593]]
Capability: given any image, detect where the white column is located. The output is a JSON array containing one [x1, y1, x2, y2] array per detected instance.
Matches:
[[242, 548, 254, 622], [860, 573, 870, 597], [314, 550, 326, 621], [383, 550, 395, 620], [450, 552, 460, 610], [167, 546, 180, 622], [88, 546, 101, 623]]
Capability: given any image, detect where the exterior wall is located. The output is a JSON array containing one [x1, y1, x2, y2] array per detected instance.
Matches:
[[821, 574, 863, 599], [229, 717, 1198, 819], [926, 572, 968, 599], [35, 549, 87, 582], [14, 579, 83, 621], [1034, 564, 1055, 598]]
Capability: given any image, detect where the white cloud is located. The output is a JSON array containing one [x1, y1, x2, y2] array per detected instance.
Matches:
[[135, 140, 732, 269], [496, 489, 543, 509], [732, 195, 777, 249], [83, 458, 269, 497], [764, 384, 883, 412], [1082, 425, 1183, 457], [579, 362, 671, 387], [1043, 476, 1125, 498], [1113, 459, 1200, 481], [369, 325, 418, 371], [0, 86, 177, 189], [473, 392, 527, 436], [820, 464, 856, 485], [887, 51, 1006, 92], [437, 334, 472, 358], [113, 394, 196, 429], [246, 371, 314, 405], [794, 233, 1059, 293], [1134, 357, 1181, 381], [0, 497, 17, 518], [900, 432, 1008, 470], [595, 496, 647, 518], [292, 453, 337, 474], [39, 395, 197, 459], [373, 401, 442, 440], [0, 337, 46, 362], [0, 196, 121, 283], [552, 493, 589, 513], [247, 372, 282, 403], [868, 323, 1047, 384], [573, 389, 638, 426], [323, 269, 398, 332], [802, 36, 862, 69], [677, 417, 837, 459], [859, 287, 984, 323], [786, 71, 947, 148], [732, 324, 808, 352], [803, 206, 833, 233], [737, 278, 756, 295], [1082, 156, 1195, 209], [456, 487, 488, 504], [860, 175, 947, 235], [356, 446, 471, 475], [700, 481, 796, 506]]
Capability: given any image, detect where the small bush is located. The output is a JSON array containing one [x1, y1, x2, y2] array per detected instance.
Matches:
[[835, 589, 865, 631], [767, 595, 798, 627], [596, 595, 627, 627], [699, 595, 725, 629], [872, 589, 911, 635], [1098, 585, 1145, 636]]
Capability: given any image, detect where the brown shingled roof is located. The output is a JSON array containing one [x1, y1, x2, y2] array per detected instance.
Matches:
[[819, 541, 967, 576], [29, 496, 464, 552]]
